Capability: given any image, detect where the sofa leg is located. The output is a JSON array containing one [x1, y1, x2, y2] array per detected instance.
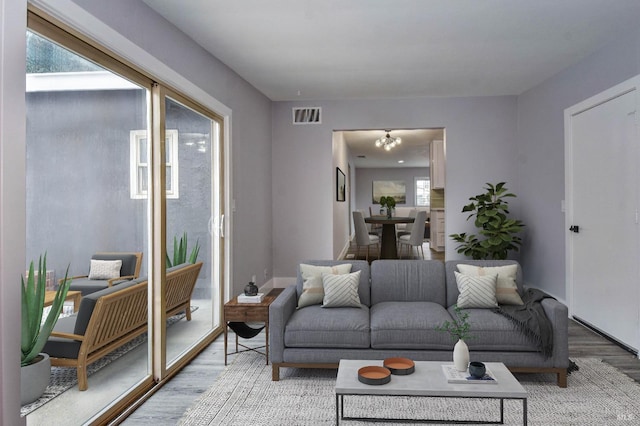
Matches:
[[558, 369, 567, 388], [272, 364, 280, 381], [78, 365, 88, 391]]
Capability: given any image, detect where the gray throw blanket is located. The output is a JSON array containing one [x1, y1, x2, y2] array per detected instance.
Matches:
[[494, 288, 554, 359]]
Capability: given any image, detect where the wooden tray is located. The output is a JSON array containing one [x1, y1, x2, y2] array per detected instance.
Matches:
[[383, 357, 415, 375], [358, 366, 391, 385]]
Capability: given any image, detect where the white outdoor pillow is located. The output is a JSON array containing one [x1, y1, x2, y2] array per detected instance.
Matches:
[[88, 259, 122, 280], [322, 270, 362, 308], [297, 263, 352, 308], [455, 271, 498, 309], [456, 264, 523, 305]]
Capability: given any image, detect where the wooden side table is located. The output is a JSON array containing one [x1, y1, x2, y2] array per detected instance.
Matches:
[[224, 287, 284, 365], [44, 290, 82, 312]]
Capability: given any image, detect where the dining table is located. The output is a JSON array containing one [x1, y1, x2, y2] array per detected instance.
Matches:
[[364, 216, 415, 259]]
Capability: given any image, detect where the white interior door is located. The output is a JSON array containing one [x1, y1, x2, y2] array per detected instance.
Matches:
[[567, 81, 640, 351]]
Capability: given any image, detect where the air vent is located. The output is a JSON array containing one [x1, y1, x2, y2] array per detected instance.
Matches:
[[292, 107, 321, 124]]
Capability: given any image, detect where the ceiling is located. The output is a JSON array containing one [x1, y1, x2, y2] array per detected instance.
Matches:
[[143, 0, 640, 101], [341, 128, 442, 168]]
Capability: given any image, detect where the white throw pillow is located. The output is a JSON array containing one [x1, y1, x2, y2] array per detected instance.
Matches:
[[456, 264, 523, 305], [297, 263, 352, 308], [322, 270, 362, 308], [455, 271, 498, 309], [88, 259, 122, 280]]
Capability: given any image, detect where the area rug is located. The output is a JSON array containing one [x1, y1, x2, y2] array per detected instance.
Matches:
[[21, 306, 198, 417], [180, 353, 640, 425]]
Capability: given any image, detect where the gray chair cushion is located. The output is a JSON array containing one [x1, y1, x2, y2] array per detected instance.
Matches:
[[284, 304, 370, 348], [42, 315, 82, 358], [370, 301, 453, 350], [371, 260, 446, 306], [444, 260, 523, 307], [295, 260, 371, 307], [449, 306, 538, 352]]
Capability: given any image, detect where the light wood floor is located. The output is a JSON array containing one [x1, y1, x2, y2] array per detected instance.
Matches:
[[121, 319, 640, 425]]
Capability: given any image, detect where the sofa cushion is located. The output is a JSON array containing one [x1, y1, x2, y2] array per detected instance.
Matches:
[[297, 263, 352, 308], [457, 264, 524, 305], [284, 304, 370, 348], [73, 278, 145, 336], [296, 260, 371, 306], [455, 271, 498, 309], [371, 260, 446, 306], [43, 315, 83, 358], [370, 301, 453, 350], [445, 260, 524, 307], [322, 271, 361, 308], [450, 306, 539, 352]]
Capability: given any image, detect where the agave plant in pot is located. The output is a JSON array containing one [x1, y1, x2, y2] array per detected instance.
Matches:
[[21, 254, 70, 405], [166, 232, 200, 268]]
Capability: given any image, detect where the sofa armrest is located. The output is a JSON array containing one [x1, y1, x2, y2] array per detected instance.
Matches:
[[540, 296, 569, 368], [50, 331, 84, 341], [269, 285, 297, 364]]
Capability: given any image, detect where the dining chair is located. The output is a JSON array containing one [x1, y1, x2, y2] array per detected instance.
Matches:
[[398, 210, 427, 259], [368, 206, 382, 235], [353, 210, 380, 262], [396, 208, 417, 239]]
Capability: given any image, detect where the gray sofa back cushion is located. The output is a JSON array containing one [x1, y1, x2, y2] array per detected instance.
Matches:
[[92, 253, 139, 276], [370, 260, 446, 306], [74, 278, 145, 336], [444, 260, 524, 307], [296, 260, 371, 306]]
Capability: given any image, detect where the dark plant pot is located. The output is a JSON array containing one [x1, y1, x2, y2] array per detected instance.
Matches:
[[21, 353, 51, 405]]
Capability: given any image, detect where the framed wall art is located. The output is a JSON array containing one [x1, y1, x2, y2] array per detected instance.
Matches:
[[336, 167, 346, 202], [372, 180, 406, 204]]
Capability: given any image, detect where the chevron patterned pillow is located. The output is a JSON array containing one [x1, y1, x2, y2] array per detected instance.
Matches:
[[322, 270, 362, 308], [454, 271, 498, 309]]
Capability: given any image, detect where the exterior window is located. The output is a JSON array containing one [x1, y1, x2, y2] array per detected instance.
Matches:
[[130, 129, 179, 199], [415, 177, 430, 206]]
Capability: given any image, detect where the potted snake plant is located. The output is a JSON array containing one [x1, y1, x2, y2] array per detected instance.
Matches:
[[21, 253, 70, 405]]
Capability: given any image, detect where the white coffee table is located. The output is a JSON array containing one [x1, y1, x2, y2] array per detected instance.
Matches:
[[335, 360, 527, 425]]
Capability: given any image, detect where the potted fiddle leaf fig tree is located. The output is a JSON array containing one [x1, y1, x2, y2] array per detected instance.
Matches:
[[449, 182, 524, 260], [21, 253, 71, 405]]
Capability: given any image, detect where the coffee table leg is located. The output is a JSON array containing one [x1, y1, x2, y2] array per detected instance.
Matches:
[[335, 394, 339, 425], [500, 399, 504, 424], [523, 398, 527, 426]]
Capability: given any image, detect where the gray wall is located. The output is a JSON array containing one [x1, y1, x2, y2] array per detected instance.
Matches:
[[71, 0, 274, 292], [272, 96, 519, 277], [516, 27, 640, 301], [355, 167, 429, 212]]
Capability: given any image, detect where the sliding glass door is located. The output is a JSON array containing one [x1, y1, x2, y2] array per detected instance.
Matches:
[[24, 11, 225, 423]]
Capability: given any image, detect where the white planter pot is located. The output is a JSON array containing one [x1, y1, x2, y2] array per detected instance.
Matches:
[[453, 339, 469, 372], [21, 353, 51, 405]]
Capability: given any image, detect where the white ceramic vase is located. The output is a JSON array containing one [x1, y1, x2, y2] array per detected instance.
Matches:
[[453, 339, 469, 372]]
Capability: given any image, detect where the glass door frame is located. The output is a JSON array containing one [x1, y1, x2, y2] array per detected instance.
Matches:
[[26, 8, 228, 423]]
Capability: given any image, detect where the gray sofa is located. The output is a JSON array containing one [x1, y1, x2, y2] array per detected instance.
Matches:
[[269, 259, 569, 387]]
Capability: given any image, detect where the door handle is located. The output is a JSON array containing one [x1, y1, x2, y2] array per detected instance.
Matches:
[[569, 225, 580, 233]]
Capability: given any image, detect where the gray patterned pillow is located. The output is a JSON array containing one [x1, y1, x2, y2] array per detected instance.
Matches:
[[321, 270, 361, 308], [455, 271, 498, 309], [88, 259, 122, 280], [297, 263, 352, 308]]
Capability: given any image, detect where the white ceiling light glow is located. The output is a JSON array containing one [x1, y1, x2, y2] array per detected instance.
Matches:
[[375, 131, 401, 151]]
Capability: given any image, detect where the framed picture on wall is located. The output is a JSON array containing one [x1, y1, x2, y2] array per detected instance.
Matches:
[[336, 167, 346, 202], [372, 180, 406, 204]]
